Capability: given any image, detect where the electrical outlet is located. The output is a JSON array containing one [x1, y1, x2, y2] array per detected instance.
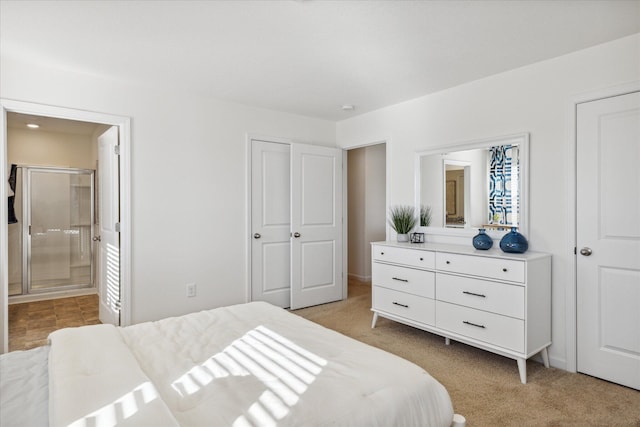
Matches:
[[186, 283, 196, 298]]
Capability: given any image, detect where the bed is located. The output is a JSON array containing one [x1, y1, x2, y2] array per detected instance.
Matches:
[[1, 301, 463, 427]]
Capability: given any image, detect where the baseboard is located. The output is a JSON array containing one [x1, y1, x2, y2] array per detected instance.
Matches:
[[9, 288, 98, 304], [549, 355, 568, 371], [348, 273, 371, 282]]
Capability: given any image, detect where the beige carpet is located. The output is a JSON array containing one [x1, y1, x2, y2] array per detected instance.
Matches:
[[292, 282, 640, 426]]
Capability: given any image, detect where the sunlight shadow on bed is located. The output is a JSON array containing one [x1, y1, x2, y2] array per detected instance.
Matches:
[[68, 381, 160, 427], [171, 325, 327, 426]]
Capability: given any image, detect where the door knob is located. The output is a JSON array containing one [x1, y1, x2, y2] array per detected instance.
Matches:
[[293, 232, 301, 238], [253, 233, 261, 239], [92, 236, 101, 242], [580, 247, 592, 256]]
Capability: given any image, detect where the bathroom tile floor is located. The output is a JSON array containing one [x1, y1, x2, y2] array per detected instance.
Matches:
[[8, 294, 100, 352]]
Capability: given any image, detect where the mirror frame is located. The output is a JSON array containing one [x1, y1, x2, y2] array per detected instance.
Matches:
[[414, 132, 529, 240]]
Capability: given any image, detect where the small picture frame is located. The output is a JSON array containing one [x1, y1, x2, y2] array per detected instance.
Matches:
[[410, 232, 425, 243]]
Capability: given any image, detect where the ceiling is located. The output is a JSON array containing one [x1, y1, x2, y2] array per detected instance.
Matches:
[[7, 112, 103, 135], [1, 1, 638, 121]]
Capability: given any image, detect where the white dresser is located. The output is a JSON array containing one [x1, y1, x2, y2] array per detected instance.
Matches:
[[371, 241, 551, 384]]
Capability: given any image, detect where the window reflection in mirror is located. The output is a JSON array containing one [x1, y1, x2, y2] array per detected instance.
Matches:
[[416, 133, 528, 236]]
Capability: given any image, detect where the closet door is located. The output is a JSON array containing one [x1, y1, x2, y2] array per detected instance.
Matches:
[[251, 140, 291, 308], [576, 91, 640, 390], [250, 140, 344, 310], [290, 144, 343, 310]]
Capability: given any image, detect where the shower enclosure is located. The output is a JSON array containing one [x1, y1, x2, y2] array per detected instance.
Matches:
[[8, 166, 95, 297]]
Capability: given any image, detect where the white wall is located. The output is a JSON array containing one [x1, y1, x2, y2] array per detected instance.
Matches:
[[347, 148, 366, 279], [363, 144, 386, 277], [8, 128, 96, 169], [1, 56, 336, 325], [336, 34, 640, 369]]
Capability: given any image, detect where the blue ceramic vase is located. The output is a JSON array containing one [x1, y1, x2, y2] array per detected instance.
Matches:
[[472, 228, 493, 250], [499, 227, 528, 253]]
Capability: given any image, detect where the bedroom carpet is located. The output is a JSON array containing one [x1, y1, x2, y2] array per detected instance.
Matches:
[[8, 294, 100, 352], [293, 280, 640, 427]]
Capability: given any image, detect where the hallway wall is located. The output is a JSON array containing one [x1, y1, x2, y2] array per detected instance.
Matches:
[[347, 143, 386, 281]]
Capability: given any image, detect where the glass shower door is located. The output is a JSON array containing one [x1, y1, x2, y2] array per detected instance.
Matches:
[[27, 168, 94, 293]]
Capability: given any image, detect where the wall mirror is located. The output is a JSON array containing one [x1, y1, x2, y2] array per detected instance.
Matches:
[[415, 133, 529, 238]]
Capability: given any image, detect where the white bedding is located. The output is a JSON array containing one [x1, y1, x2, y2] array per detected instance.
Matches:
[[0, 345, 49, 427], [12, 301, 455, 426]]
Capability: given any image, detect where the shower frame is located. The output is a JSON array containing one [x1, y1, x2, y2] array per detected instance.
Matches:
[[15, 166, 96, 296]]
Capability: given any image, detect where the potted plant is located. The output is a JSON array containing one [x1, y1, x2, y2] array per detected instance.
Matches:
[[420, 205, 432, 227], [388, 205, 417, 242]]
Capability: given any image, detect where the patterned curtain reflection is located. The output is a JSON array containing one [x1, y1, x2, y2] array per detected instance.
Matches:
[[488, 145, 519, 226]]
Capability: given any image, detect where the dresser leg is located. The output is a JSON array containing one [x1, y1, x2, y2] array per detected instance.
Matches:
[[445, 337, 451, 345], [371, 312, 378, 328], [541, 347, 550, 368], [517, 358, 527, 384]]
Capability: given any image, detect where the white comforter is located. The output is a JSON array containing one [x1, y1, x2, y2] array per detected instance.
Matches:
[[48, 302, 454, 427]]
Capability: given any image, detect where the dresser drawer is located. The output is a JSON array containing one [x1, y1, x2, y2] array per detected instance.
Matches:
[[436, 273, 524, 319], [436, 301, 524, 352], [372, 245, 435, 269], [373, 286, 435, 326], [373, 262, 435, 298], [436, 252, 525, 283]]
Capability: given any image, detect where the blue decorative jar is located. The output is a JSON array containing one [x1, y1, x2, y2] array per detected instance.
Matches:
[[499, 227, 528, 253], [472, 228, 493, 250]]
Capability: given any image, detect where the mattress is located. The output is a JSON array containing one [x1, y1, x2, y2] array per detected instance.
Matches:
[[4, 301, 455, 426]]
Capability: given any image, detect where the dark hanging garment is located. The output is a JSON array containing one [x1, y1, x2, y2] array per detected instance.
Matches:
[[8, 164, 17, 224]]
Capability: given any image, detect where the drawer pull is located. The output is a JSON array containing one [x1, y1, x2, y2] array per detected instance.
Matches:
[[463, 291, 486, 298], [419, 257, 424, 261], [502, 268, 508, 272], [446, 260, 451, 264], [392, 302, 409, 308], [392, 277, 409, 283], [463, 320, 486, 329], [380, 252, 385, 255]]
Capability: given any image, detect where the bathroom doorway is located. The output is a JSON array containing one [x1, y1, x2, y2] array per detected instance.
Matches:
[[1, 100, 132, 353], [6, 113, 104, 302]]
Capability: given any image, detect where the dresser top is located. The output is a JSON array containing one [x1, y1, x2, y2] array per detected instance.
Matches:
[[371, 241, 550, 261]]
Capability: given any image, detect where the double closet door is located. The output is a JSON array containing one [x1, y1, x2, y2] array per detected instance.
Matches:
[[251, 139, 344, 310]]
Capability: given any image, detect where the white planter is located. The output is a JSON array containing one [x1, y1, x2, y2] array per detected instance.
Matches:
[[397, 233, 410, 242]]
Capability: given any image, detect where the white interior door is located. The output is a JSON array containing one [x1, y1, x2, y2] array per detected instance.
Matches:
[[98, 126, 121, 325], [251, 140, 291, 308], [290, 144, 343, 310], [576, 91, 640, 390]]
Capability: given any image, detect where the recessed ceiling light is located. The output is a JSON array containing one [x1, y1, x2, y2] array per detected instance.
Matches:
[[341, 104, 355, 111], [26, 123, 40, 129]]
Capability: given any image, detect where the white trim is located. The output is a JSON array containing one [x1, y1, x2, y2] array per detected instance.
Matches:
[[0, 108, 7, 353], [565, 81, 640, 373], [0, 99, 132, 353], [342, 149, 348, 300]]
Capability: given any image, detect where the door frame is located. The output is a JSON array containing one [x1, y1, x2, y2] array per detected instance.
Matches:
[[0, 99, 132, 353], [245, 134, 348, 305], [343, 139, 390, 240], [565, 81, 640, 373]]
